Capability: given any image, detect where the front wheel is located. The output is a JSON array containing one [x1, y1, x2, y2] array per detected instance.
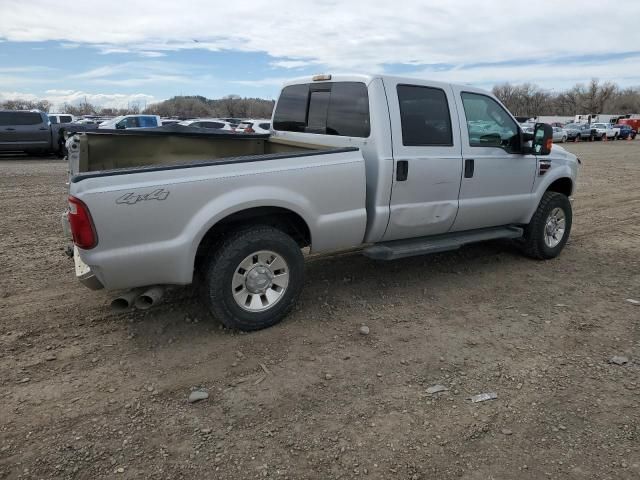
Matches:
[[202, 225, 304, 331], [520, 192, 572, 260], [561, 136, 567, 143]]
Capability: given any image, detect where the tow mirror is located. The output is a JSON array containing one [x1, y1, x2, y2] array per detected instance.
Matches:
[[533, 123, 553, 155]]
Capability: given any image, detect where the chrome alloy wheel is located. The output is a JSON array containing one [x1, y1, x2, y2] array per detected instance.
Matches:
[[231, 250, 289, 312], [544, 207, 566, 248]]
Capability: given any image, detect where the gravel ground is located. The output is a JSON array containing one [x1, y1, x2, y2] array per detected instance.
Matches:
[[1, 141, 639, 479]]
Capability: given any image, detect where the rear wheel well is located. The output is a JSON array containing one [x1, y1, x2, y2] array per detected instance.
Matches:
[[195, 207, 311, 270], [546, 177, 573, 197]]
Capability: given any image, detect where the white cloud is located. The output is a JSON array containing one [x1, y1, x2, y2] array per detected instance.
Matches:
[[139, 51, 166, 58], [1, 0, 639, 77], [407, 56, 640, 90], [72, 60, 211, 87], [0, 90, 157, 109], [270, 59, 320, 69]]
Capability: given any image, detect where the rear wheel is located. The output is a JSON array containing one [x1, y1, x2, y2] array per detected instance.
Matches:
[[202, 225, 304, 331], [561, 135, 567, 143], [520, 192, 572, 260]]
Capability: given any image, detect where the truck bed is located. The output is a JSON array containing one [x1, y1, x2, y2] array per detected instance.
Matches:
[[67, 126, 331, 174]]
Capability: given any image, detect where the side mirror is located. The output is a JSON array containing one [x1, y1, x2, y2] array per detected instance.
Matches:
[[533, 123, 553, 155], [116, 122, 125, 129]]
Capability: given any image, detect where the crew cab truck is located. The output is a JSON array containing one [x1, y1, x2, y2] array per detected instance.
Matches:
[[0, 110, 66, 155], [64, 74, 579, 331]]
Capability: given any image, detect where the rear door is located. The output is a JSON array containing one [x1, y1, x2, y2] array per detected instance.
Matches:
[[381, 79, 463, 241]]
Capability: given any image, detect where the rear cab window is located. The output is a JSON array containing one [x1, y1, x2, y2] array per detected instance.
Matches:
[[273, 81, 370, 138]]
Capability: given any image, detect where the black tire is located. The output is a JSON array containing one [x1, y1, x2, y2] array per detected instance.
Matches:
[[202, 225, 304, 331], [520, 192, 572, 260], [56, 139, 67, 158]]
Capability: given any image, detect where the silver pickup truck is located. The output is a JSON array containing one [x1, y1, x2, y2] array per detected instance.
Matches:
[[63, 74, 579, 331]]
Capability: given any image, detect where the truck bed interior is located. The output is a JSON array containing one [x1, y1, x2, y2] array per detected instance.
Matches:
[[72, 129, 331, 173]]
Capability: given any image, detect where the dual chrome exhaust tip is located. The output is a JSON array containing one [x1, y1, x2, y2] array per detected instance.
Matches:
[[110, 286, 165, 312]]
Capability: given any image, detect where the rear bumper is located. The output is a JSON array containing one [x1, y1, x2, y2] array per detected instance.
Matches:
[[62, 211, 104, 290], [74, 246, 104, 290]]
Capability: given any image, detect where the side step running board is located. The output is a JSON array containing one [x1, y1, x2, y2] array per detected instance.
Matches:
[[363, 226, 524, 261]]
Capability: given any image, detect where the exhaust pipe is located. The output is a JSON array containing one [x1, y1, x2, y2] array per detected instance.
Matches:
[[110, 289, 143, 312], [134, 286, 165, 310]]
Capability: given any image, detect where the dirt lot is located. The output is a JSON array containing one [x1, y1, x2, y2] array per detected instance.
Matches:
[[1, 141, 639, 480]]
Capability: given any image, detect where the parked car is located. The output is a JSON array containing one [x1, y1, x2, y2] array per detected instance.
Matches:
[[48, 113, 75, 124], [610, 124, 621, 139], [552, 127, 567, 143], [614, 124, 637, 140], [0, 109, 66, 155], [178, 119, 233, 131], [160, 118, 182, 126], [618, 118, 640, 133], [63, 74, 578, 331], [590, 123, 616, 140], [234, 120, 271, 134], [562, 123, 582, 141], [219, 117, 243, 128], [564, 123, 596, 141], [99, 115, 161, 129]]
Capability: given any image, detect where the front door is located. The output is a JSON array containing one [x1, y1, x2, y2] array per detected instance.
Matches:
[[450, 86, 537, 232], [382, 79, 463, 241]]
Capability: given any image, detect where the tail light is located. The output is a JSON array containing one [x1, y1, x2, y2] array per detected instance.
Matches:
[[68, 196, 97, 249]]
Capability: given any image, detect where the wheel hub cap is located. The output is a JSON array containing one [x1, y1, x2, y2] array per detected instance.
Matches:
[[544, 207, 566, 248], [245, 266, 274, 293], [231, 250, 290, 312]]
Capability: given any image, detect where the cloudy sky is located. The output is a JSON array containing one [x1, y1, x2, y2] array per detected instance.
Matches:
[[1, 0, 640, 109]]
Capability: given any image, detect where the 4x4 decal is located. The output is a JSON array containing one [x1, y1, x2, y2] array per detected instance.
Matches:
[[116, 188, 170, 205]]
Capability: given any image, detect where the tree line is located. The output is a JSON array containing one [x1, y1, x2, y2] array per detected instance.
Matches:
[[143, 95, 275, 119], [492, 79, 640, 118], [0, 94, 275, 119], [2, 80, 639, 119]]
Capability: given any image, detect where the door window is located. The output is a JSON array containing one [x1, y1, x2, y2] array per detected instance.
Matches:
[[397, 85, 453, 146], [461, 92, 519, 151], [0, 111, 43, 126], [138, 116, 158, 127], [198, 121, 225, 129]]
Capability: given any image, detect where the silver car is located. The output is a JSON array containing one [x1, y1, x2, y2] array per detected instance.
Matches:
[[552, 127, 568, 143]]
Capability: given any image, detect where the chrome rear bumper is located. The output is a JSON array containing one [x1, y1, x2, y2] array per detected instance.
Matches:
[[74, 246, 104, 290]]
